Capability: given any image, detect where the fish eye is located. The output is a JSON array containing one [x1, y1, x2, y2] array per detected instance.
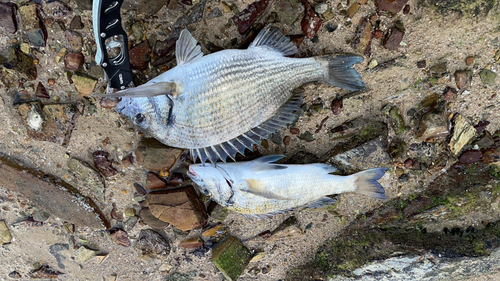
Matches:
[[134, 113, 146, 125], [202, 188, 211, 197]]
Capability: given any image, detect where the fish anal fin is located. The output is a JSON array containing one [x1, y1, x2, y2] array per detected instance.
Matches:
[[176, 29, 204, 65], [306, 197, 337, 209], [249, 25, 298, 56]]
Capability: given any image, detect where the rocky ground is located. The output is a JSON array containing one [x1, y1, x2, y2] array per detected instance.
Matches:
[[1, 0, 500, 280]]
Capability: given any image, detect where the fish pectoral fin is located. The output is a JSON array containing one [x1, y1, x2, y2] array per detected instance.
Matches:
[[253, 155, 285, 164], [249, 25, 298, 56], [305, 197, 337, 209], [242, 179, 289, 200], [92, 82, 177, 98], [176, 29, 204, 65]]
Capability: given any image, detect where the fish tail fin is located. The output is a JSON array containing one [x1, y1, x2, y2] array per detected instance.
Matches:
[[353, 168, 387, 199], [320, 55, 366, 91]]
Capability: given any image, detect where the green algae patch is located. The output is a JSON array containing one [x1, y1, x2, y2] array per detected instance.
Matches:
[[211, 236, 252, 280]]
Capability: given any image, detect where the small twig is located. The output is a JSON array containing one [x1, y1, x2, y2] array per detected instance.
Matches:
[[315, 116, 329, 133]]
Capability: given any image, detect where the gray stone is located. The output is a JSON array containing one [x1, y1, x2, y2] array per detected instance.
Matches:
[[479, 69, 497, 85], [135, 229, 171, 259], [74, 246, 98, 262], [0, 220, 12, 244], [417, 112, 449, 141], [330, 136, 392, 173], [33, 208, 50, 222], [172, 0, 207, 28], [275, 0, 304, 25], [449, 114, 476, 155], [0, 2, 18, 34]]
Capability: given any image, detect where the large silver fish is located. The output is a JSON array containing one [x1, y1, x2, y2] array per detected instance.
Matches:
[[187, 155, 387, 216], [112, 26, 365, 164]]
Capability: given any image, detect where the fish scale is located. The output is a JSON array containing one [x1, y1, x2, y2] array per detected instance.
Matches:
[[114, 26, 366, 163]]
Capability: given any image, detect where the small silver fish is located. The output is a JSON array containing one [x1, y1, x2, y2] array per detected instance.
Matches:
[[112, 26, 365, 164], [187, 155, 387, 216]]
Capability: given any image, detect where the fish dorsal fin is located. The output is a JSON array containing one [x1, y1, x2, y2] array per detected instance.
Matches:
[[249, 25, 298, 56], [243, 179, 289, 200], [176, 29, 204, 65], [190, 90, 303, 164]]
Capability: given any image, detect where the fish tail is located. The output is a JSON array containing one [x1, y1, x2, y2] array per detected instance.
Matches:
[[353, 168, 387, 199], [320, 55, 366, 91]]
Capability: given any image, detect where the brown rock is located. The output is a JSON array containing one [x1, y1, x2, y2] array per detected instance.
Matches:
[[417, 112, 449, 141], [290, 127, 300, 134], [0, 154, 109, 230], [347, 2, 360, 17], [129, 41, 151, 71], [64, 52, 84, 71], [139, 208, 170, 230], [283, 135, 291, 146], [146, 172, 167, 190], [69, 15, 83, 29], [403, 158, 414, 168], [403, 4, 410, 14], [134, 183, 147, 196], [109, 229, 131, 247], [377, 0, 409, 13], [202, 224, 223, 236], [35, 82, 50, 99], [72, 73, 97, 96], [232, 0, 272, 35], [92, 151, 118, 177], [459, 150, 482, 164], [301, 0, 322, 39], [0, 2, 18, 34], [331, 98, 343, 115], [465, 56, 474, 66], [135, 138, 183, 171], [383, 28, 404, 50], [455, 70, 469, 89], [180, 236, 203, 248], [146, 185, 207, 231]]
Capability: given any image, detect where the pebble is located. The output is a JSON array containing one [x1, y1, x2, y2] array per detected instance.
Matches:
[[465, 56, 474, 65], [35, 82, 50, 99], [325, 23, 338, 33], [377, 0, 409, 13], [64, 52, 84, 71], [331, 98, 343, 115], [136, 229, 171, 258], [395, 167, 404, 176], [29, 265, 63, 279], [129, 41, 151, 71], [347, 3, 360, 17], [0, 2, 18, 34], [449, 114, 476, 155], [368, 59, 378, 69], [74, 246, 98, 262], [70, 15, 84, 29], [64, 30, 83, 52], [33, 208, 50, 222], [301, 0, 322, 39], [459, 150, 482, 164], [275, 0, 304, 25], [383, 27, 405, 50], [180, 236, 204, 249], [442, 87, 456, 100], [135, 138, 183, 172], [55, 47, 66, 63], [92, 151, 118, 177], [67, 157, 106, 203], [403, 4, 410, 14], [202, 224, 223, 236], [72, 73, 97, 96], [290, 127, 300, 134], [416, 60, 426, 68], [109, 229, 131, 247], [418, 112, 449, 141], [172, 0, 207, 28], [146, 186, 207, 231], [211, 236, 252, 280], [232, 0, 272, 34], [8, 271, 21, 279], [207, 7, 223, 18], [0, 220, 12, 244], [283, 135, 291, 146], [313, 2, 328, 14], [479, 69, 497, 85], [299, 131, 315, 142], [454, 70, 469, 89], [403, 158, 414, 168]]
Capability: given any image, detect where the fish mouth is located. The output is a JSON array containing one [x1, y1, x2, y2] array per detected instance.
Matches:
[[187, 166, 198, 178]]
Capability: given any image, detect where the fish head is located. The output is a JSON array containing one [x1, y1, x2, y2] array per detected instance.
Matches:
[[187, 164, 233, 204], [115, 95, 174, 138]]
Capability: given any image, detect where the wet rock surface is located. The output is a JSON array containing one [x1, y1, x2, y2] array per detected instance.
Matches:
[[211, 236, 252, 280]]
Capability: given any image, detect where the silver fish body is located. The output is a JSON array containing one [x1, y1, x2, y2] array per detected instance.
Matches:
[[187, 155, 387, 216], [115, 26, 365, 163]]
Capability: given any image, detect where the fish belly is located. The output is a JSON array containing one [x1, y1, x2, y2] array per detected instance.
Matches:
[[167, 48, 325, 148]]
